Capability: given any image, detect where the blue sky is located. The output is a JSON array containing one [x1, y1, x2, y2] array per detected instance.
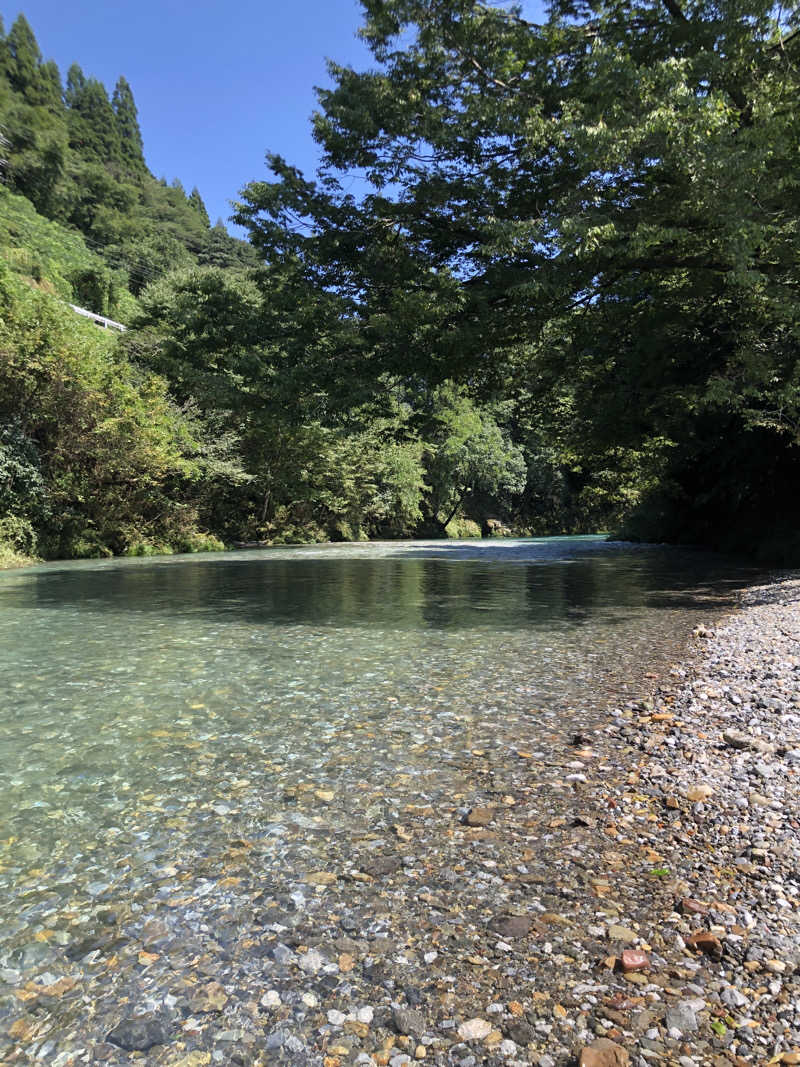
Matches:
[[5, 1, 543, 234]]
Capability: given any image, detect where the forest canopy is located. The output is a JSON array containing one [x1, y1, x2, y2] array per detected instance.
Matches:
[[233, 0, 800, 558]]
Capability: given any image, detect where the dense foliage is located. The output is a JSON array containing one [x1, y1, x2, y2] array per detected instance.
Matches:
[[234, 0, 800, 560], [0, 265, 226, 559], [3, 2, 799, 563]]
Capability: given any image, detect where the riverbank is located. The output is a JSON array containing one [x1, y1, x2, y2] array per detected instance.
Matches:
[[0, 544, 36, 570], [548, 572, 800, 1066], [3, 564, 798, 1067], [284, 571, 800, 1067]]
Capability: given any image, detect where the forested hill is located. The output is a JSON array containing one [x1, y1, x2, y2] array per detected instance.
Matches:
[[0, 12, 255, 315]]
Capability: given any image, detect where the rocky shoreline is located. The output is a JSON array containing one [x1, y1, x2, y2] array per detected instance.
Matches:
[[4, 572, 800, 1066]]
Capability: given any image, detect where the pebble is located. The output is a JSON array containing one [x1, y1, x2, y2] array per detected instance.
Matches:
[[106, 1016, 170, 1051], [721, 986, 748, 1008], [298, 948, 326, 973], [457, 1018, 493, 1041], [579, 1038, 630, 1066], [665, 1001, 699, 1034], [393, 1006, 427, 1039], [607, 924, 638, 943], [464, 807, 494, 826]]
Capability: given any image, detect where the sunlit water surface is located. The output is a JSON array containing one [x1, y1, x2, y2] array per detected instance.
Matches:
[[0, 537, 751, 960]]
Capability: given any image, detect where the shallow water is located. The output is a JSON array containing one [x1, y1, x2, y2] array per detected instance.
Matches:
[[0, 537, 749, 962]]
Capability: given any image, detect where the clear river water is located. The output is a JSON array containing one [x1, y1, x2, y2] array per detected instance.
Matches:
[[0, 537, 751, 991]]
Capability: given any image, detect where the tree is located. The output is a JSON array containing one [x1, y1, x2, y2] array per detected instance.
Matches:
[[5, 15, 41, 100], [188, 186, 210, 226], [112, 75, 145, 173], [66, 75, 123, 165], [198, 221, 259, 269], [0, 263, 217, 557], [64, 63, 85, 107], [419, 383, 526, 532], [235, 0, 800, 555], [38, 60, 63, 112]]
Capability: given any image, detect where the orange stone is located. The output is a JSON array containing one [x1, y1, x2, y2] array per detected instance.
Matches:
[[579, 1038, 630, 1067], [685, 930, 722, 955], [619, 950, 650, 973], [679, 898, 708, 915]]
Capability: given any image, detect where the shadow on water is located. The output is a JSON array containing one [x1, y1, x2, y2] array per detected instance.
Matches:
[[0, 539, 758, 632], [0, 536, 763, 881]]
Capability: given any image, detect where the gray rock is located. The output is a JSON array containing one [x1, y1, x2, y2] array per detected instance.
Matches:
[[265, 1027, 289, 1050], [361, 854, 403, 877], [392, 1005, 427, 1039], [723, 729, 752, 750], [272, 943, 295, 965], [506, 1021, 535, 1044], [721, 986, 748, 1009], [665, 1002, 698, 1034], [491, 914, 534, 938], [106, 1016, 170, 1051]]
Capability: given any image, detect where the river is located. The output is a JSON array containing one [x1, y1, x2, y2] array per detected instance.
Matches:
[[0, 536, 752, 1060]]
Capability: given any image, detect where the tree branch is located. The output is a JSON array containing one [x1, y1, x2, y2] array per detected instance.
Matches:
[[660, 0, 689, 23]]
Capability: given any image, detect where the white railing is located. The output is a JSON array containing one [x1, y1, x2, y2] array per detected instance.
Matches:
[[68, 303, 127, 332]]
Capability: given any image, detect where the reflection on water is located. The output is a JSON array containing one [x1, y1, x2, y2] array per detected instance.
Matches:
[[0, 537, 751, 946]]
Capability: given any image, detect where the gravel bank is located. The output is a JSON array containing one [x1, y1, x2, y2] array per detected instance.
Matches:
[[4, 573, 800, 1066]]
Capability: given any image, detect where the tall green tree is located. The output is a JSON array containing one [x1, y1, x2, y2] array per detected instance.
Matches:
[[0, 19, 66, 214], [235, 0, 800, 555], [111, 75, 145, 173], [188, 186, 210, 226], [66, 74, 122, 165], [5, 14, 41, 100], [64, 62, 85, 107]]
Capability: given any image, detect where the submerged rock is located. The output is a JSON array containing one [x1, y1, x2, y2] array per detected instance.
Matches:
[[457, 1018, 493, 1041], [107, 1015, 171, 1051], [490, 914, 535, 938], [464, 807, 494, 827]]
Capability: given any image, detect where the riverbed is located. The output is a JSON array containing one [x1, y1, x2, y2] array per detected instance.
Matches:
[[0, 537, 762, 1065]]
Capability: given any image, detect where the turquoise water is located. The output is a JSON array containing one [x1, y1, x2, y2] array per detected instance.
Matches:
[[0, 537, 747, 960]]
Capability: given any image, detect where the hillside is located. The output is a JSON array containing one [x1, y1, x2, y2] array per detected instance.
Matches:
[[0, 13, 256, 313], [0, 185, 137, 320]]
